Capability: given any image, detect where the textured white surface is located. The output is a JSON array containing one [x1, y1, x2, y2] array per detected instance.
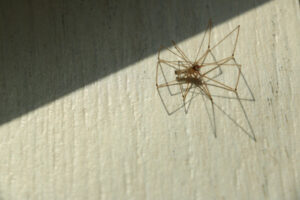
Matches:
[[0, 0, 299, 199]]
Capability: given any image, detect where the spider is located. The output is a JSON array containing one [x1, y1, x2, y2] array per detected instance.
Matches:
[[156, 20, 241, 105]]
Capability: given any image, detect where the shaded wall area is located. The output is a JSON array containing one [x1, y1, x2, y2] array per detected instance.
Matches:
[[0, 0, 270, 125]]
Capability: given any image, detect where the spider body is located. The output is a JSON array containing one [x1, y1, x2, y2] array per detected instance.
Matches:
[[175, 64, 201, 75], [176, 76, 203, 86]]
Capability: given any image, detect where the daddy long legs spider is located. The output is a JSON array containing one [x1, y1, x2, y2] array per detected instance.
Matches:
[[156, 20, 241, 108]]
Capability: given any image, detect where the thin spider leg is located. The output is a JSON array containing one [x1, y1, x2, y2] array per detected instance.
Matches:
[[201, 57, 239, 76], [194, 28, 207, 63], [159, 44, 190, 63], [203, 78, 213, 98], [205, 83, 236, 92], [183, 83, 192, 102], [203, 83, 213, 100], [171, 40, 193, 64], [201, 57, 232, 76], [194, 19, 212, 62], [198, 85, 207, 97], [160, 60, 191, 66], [232, 57, 242, 90], [157, 45, 163, 60], [179, 80, 185, 103], [156, 44, 191, 87], [165, 46, 191, 63], [217, 63, 241, 66], [156, 60, 182, 88], [203, 57, 241, 91], [232, 26, 240, 56], [200, 84, 212, 100], [194, 71, 213, 100], [157, 79, 188, 88], [200, 53, 241, 91], [210, 25, 240, 55], [158, 60, 182, 70], [156, 61, 160, 87], [202, 64, 223, 77], [176, 61, 191, 69], [184, 85, 197, 113], [235, 66, 241, 89], [171, 40, 191, 62], [196, 49, 210, 65], [199, 75, 213, 101], [202, 75, 235, 91], [196, 49, 212, 67], [201, 56, 233, 67], [208, 19, 212, 48], [203, 63, 241, 77], [156, 46, 166, 87]]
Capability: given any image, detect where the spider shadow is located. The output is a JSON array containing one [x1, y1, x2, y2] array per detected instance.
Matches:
[[157, 70, 256, 141], [212, 93, 256, 141], [209, 88, 256, 141]]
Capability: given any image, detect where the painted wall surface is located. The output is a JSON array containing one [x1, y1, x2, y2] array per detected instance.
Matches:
[[0, 0, 299, 199]]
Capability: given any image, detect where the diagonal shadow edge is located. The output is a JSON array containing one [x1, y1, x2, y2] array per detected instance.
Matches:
[[0, 0, 271, 125]]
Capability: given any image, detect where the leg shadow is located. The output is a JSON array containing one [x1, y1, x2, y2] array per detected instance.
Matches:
[[201, 92, 217, 137], [209, 71, 255, 101], [212, 92, 256, 141], [156, 85, 200, 115]]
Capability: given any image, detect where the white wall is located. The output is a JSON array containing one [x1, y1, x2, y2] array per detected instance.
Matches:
[[0, 0, 299, 199]]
